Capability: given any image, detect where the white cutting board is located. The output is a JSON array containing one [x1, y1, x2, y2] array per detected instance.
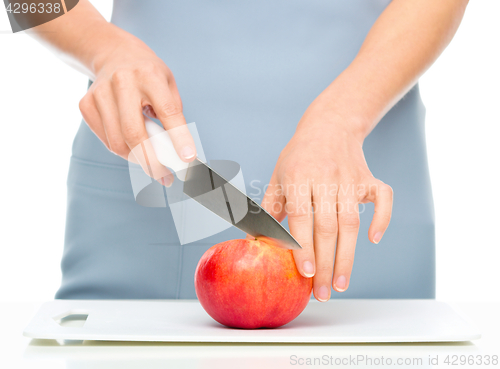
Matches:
[[23, 299, 480, 343]]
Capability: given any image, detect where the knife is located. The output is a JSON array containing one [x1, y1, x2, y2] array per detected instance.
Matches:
[[144, 118, 302, 250]]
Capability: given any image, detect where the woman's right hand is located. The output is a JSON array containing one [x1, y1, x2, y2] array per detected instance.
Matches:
[[78, 36, 196, 186]]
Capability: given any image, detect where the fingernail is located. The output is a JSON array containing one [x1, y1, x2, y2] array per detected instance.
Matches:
[[160, 175, 173, 188], [317, 286, 330, 302], [334, 275, 347, 292], [303, 261, 314, 277], [181, 146, 195, 160], [373, 231, 383, 244]]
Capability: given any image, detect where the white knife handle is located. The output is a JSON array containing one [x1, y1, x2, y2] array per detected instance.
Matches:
[[144, 117, 189, 179]]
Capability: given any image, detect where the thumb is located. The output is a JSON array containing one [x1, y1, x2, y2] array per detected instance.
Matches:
[[245, 174, 285, 240], [261, 173, 286, 223]]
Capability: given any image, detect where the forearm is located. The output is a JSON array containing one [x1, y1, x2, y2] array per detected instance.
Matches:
[[29, 0, 146, 79], [315, 0, 468, 141]]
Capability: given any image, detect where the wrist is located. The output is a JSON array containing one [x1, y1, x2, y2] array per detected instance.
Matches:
[[303, 92, 373, 145], [310, 64, 394, 142]]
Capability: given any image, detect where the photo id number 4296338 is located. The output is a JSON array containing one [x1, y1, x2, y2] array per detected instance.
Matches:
[[442, 354, 498, 366], [5, 2, 62, 14]]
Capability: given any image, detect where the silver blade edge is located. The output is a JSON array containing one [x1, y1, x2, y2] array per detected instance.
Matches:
[[183, 158, 302, 250]]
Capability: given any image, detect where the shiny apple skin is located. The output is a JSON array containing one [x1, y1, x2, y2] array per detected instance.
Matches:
[[195, 238, 313, 329]]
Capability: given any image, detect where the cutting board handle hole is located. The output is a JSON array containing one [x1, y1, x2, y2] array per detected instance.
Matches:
[[53, 312, 89, 328]]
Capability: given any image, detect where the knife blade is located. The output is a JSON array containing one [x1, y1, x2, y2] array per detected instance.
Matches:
[[144, 118, 302, 250]]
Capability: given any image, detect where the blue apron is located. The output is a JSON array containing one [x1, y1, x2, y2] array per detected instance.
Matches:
[[55, 0, 435, 299]]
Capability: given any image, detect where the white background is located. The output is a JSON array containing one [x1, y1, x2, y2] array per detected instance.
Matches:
[[0, 1, 498, 303]]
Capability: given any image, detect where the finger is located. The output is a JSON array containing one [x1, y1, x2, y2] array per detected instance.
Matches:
[[366, 181, 393, 244], [81, 88, 148, 171], [165, 71, 183, 110], [333, 193, 360, 292], [79, 91, 108, 149], [285, 179, 315, 279], [112, 78, 173, 184], [312, 189, 337, 302], [144, 77, 196, 162], [261, 172, 286, 222], [92, 83, 130, 159], [244, 173, 286, 242]]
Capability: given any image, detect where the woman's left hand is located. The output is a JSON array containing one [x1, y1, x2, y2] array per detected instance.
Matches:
[[261, 92, 393, 302]]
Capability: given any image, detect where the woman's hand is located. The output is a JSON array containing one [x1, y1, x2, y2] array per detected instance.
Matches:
[[79, 36, 196, 185], [27, 0, 196, 183], [257, 0, 468, 302], [262, 93, 393, 301]]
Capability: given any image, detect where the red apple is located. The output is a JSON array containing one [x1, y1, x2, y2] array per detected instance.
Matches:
[[194, 238, 312, 329]]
